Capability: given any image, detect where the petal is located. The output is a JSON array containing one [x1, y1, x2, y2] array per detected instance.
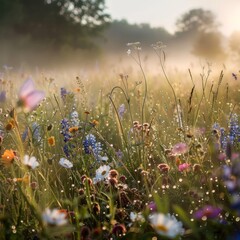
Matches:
[[19, 78, 35, 99], [24, 91, 45, 111]]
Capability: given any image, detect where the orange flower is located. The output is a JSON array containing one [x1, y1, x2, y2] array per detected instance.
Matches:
[[48, 136, 55, 146], [13, 174, 30, 184], [1, 149, 15, 166], [69, 126, 78, 133], [91, 120, 99, 126]]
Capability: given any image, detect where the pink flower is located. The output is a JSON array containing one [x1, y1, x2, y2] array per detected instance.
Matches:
[[178, 163, 191, 172], [171, 142, 188, 156], [18, 78, 45, 112]]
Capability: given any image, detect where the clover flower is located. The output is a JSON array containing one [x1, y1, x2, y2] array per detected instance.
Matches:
[[171, 142, 188, 156]]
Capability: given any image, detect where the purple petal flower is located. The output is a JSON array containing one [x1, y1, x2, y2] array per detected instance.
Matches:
[[171, 142, 188, 156], [193, 205, 221, 219], [0, 91, 6, 102], [118, 104, 126, 120], [18, 78, 45, 112]]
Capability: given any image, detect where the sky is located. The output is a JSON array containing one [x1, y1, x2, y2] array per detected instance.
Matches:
[[105, 0, 240, 36]]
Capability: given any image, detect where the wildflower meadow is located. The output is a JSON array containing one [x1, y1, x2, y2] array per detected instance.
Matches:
[[0, 43, 240, 240]]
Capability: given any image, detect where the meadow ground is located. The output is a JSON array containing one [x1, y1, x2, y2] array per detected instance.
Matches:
[[0, 45, 240, 239]]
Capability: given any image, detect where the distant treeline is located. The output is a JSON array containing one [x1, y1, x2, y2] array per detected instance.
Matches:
[[0, 2, 239, 67]]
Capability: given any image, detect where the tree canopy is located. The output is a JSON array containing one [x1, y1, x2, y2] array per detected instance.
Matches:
[[0, 0, 110, 49]]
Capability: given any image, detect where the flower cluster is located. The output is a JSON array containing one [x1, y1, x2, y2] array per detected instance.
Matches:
[[223, 153, 240, 213], [83, 134, 108, 162]]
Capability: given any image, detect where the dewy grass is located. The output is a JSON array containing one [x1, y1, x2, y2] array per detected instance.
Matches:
[[0, 46, 239, 239]]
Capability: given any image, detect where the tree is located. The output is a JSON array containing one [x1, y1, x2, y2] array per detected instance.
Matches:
[[175, 8, 218, 35], [0, 0, 110, 49]]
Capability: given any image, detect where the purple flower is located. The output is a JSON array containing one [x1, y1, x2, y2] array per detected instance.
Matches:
[[171, 142, 188, 156], [193, 205, 221, 219], [18, 78, 45, 112], [178, 163, 191, 172], [0, 91, 6, 102], [118, 104, 126, 120]]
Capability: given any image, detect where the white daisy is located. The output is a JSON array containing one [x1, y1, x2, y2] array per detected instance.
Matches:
[[42, 208, 68, 226], [149, 213, 184, 239], [59, 158, 73, 168], [23, 155, 39, 169], [93, 165, 110, 183]]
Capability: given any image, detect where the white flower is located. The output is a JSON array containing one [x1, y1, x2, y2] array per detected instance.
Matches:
[[23, 155, 39, 169], [149, 213, 184, 239], [93, 165, 110, 183], [130, 212, 145, 222], [42, 208, 68, 226], [59, 158, 73, 168]]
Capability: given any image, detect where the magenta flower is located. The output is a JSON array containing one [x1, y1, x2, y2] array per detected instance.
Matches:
[[18, 78, 45, 112], [178, 163, 191, 172], [193, 205, 221, 219], [171, 142, 188, 156]]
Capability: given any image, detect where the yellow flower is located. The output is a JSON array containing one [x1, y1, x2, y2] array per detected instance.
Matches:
[[48, 136, 55, 146], [1, 149, 15, 166]]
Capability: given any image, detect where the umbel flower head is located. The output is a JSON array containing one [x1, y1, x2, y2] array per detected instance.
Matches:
[[149, 213, 184, 239], [18, 78, 45, 112]]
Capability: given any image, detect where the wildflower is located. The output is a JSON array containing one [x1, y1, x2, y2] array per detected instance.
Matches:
[[70, 111, 80, 126], [1, 149, 15, 166], [83, 134, 108, 161], [23, 155, 39, 170], [171, 142, 188, 156], [61, 118, 71, 142], [60, 87, 69, 102], [32, 122, 41, 144], [193, 205, 221, 219], [93, 165, 110, 183], [48, 136, 55, 146], [0, 91, 6, 102], [109, 169, 119, 179], [178, 163, 191, 172], [42, 208, 68, 226], [59, 158, 73, 168], [149, 213, 184, 239], [5, 119, 15, 131], [130, 212, 145, 222], [13, 174, 30, 184], [18, 78, 45, 112], [69, 126, 78, 134], [116, 149, 123, 160], [118, 104, 126, 120], [193, 164, 201, 172], [157, 163, 170, 173], [91, 119, 99, 126], [112, 223, 126, 236]]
